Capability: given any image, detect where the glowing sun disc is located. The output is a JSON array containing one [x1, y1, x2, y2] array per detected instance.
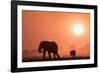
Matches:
[[73, 24, 84, 35]]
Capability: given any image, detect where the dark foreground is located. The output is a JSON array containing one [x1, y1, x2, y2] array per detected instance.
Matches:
[[23, 56, 90, 62]]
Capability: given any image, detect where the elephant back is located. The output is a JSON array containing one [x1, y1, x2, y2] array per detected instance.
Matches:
[[50, 41, 58, 49], [39, 41, 50, 48], [39, 41, 58, 51]]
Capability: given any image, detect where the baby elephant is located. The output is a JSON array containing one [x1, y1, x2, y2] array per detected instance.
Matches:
[[70, 50, 76, 58]]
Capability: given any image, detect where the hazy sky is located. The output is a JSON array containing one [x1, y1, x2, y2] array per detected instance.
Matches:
[[22, 10, 90, 58]]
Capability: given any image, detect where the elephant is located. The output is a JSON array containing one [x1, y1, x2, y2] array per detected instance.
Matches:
[[38, 41, 60, 59], [70, 50, 76, 58]]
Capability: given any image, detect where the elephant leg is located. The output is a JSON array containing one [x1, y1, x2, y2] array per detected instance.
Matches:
[[53, 53, 56, 59], [43, 50, 46, 59], [48, 51, 52, 59], [56, 53, 60, 59]]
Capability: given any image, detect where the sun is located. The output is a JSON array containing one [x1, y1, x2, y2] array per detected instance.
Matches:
[[73, 24, 84, 35]]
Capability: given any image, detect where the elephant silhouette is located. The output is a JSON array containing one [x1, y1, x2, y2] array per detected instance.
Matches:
[[38, 41, 60, 59], [70, 50, 76, 58]]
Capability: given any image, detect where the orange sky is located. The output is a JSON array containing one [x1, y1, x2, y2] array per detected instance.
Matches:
[[22, 10, 90, 59]]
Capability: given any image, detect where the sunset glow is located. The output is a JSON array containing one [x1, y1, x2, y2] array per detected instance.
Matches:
[[22, 10, 90, 62], [73, 24, 84, 35]]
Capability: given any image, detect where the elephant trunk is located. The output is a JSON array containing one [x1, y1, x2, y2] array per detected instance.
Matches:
[[38, 46, 42, 53]]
